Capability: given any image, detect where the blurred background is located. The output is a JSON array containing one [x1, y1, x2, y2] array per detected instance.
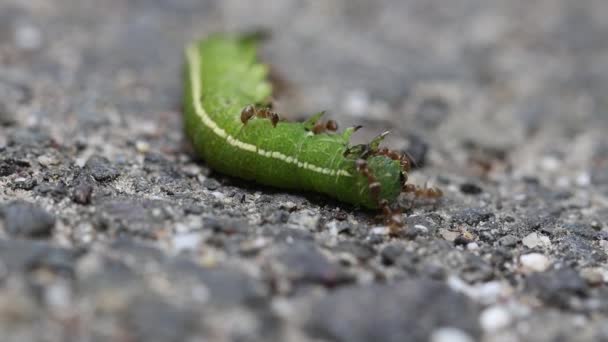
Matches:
[[1, 1, 608, 341]]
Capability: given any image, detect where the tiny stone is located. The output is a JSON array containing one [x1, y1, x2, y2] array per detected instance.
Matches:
[[370, 226, 389, 235], [540, 155, 560, 172], [473, 281, 507, 305], [467, 242, 479, 250], [182, 164, 201, 177], [579, 268, 605, 286], [151, 208, 163, 218], [414, 224, 429, 234], [522, 232, 551, 249], [460, 182, 483, 195], [380, 243, 405, 265], [280, 201, 298, 211], [430, 327, 475, 342], [454, 234, 474, 246], [240, 237, 269, 255], [12, 177, 37, 190], [479, 305, 512, 332], [37, 155, 59, 167], [211, 191, 225, 200], [288, 210, 320, 231], [600, 240, 608, 253], [520, 253, 550, 273], [498, 235, 519, 247], [440, 228, 459, 242], [45, 282, 72, 312], [174, 222, 190, 234], [135, 140, 150, 153], [326, 220, 341, 236], [84, 155, 120, 182], [334, 210, 348, 221], [202, 178, 220, 190], [576, 172, 591, 187], [173, 232, 202, 252]]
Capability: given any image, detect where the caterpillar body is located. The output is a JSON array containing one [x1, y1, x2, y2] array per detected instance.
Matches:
[[183, 35, 418, 210]]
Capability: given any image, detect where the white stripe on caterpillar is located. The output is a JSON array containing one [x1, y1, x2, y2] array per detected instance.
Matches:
[[186, 45, 351, 178]]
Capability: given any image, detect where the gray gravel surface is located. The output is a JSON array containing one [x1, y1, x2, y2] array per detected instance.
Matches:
[[1, 0, 608, 341]]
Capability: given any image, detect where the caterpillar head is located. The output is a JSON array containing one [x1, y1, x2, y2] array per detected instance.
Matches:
[[348, 137, 407, 209], [365, 155, 403, 206]]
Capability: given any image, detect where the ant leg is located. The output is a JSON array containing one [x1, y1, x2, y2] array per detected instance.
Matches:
[[379, 199, 404, 236], [355, 159, 405, 235], [356, 159, 380, 202], [270, 112, 280, 127]]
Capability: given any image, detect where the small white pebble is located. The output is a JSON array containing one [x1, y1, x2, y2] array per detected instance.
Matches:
[[281, 201, 297, 211], [576, 172, 591, 187], [580, 268, 605, 286], [522, 232, 551, 249], [467, 242, 479, 250], [430, 327, 474, 342], [520, 253, 550, 273], [474, 281, 507, 305], [414, 224, 429, 234], [480, 305, 512, 332], [326, 220, 340, 236], [287, 210, 319, 231], [45, 282, 72, 312], [370, 226, 389, 235], [151, 208, 163, 218], [446, 276, 471, 296], [183, 164, 201, 177], [173, 232, 202, 252], [572, 314, 588, 327], [599, 240, 608, 253], [271, 298, 295, 318], [211, 191, 225, 200], [135, 140, 150, 153], [37, 155, 59, 166], [514, 193, 527, 201], [540, 155, 560, 172], [440, 228, 459, 242], [173, 223, 190, 234]]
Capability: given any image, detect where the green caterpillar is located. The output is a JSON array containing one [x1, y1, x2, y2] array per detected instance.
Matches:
[[183, 35, 417, 210]]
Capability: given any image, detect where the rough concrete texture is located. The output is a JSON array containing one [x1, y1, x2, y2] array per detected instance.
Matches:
[[1, 0, 608, 341]]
